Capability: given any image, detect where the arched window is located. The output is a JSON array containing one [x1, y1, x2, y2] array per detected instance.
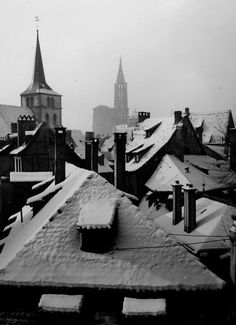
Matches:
[[45, 113, 50, 125], [53, 113, 57, 126], [47, 97, 50, 107], [51, 97, 55, 108], [30, 97, 34, 107], [26, 97, 30, 107]]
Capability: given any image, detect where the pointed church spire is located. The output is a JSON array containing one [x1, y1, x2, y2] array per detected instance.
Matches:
[[32, 30, 49, 89], [116, 57, 125, 84]]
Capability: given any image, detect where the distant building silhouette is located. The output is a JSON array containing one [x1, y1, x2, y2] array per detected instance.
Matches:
[[93, 59, 136, 136], [20, 30, 62, 128]]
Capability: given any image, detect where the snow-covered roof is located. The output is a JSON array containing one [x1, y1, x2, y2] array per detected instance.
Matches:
[[189, 110, 232, 144], [76, 199, 118, 229], [0, 169, 225, 292], [0, 104, 34, 137], [146, 155, 223, 192], [10, 143, 27, 155], [10, 171, 53, 183], [126, 117, 176, 172], [155, 198, 234, 254]]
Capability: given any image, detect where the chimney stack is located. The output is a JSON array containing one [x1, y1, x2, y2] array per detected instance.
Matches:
[[92, 137, 99, 172], [174, 111, 182, 124], [138, 112, 150, 123], [85, 131, 94, 171], [114, 132, 127, 191], [17, 115, 36, 147], [184, 184, 196, 233], [172, 181, 183, 225], [230, 128, 236, 171], [54, 126, 66, 185], [175, 124, 184, 162], [185, 107, 190, 116], [229, 213, 236, 285]]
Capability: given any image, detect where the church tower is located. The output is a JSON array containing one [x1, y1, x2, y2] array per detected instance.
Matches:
[[114, 58, 129, 124], [20, 30, 62, 128]]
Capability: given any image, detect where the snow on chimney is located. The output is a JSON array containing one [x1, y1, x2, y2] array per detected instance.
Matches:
[[114, 132, 127, 191], [229, 213, 236, 285], [138, 112, 150, 123], [174, 111, 182, 124], [54, 126, 66, 185], [17, 115, 36, 147], [172, 180, 183, 225], [230, 128, 236, 172], [183, 184, 196, 233]]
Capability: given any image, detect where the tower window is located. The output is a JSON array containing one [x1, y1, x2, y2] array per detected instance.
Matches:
[[51, 97, 54, 108], [47, 97, 50, 107], [45, 113, 50, 125], [30, 97, 34, 107], [53, 113, 57, 126], [26, 97, 30, 107]]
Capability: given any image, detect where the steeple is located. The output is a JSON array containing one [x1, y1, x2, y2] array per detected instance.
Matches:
[[21, 30, 59, 95], [114, 58, 128, 113], [116, 57, 125, 84]]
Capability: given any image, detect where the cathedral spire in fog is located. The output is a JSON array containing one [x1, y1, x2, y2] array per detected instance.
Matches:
[[114, 58, 128, 113]]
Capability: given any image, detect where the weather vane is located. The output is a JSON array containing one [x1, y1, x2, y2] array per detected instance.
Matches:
[[35, 16, 40, 31]]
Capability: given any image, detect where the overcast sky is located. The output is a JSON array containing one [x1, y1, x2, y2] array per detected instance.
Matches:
[[1, 0, 236, 131]]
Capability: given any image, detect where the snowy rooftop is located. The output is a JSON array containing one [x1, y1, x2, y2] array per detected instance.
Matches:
[[189, 110, 232, 144], [146, 155, 224, 192], [126, 117, 176, 172], [155, 198, 234, 254], [76, 199, 118, 229], [0, 168, 225, 292]]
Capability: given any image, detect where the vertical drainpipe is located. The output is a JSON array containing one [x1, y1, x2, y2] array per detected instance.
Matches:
[[85, 131, 94, 171], [114, 132, 127, 191], [183, 184, 197, 233], [172, 180, 183, 225], [54, 126, 66, 185], [229, 213, 236, 285]]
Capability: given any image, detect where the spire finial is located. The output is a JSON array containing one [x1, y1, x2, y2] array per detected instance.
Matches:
[[35, 16, 40, 32]]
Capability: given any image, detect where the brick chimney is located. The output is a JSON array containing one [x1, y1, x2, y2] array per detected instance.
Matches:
[[54, 126, 66, 185], [229, 213, 236, 285], [138, 112, 150, 123], [114, 132, 127, 191], [230, 128, 236, 171], [185, 107, 190, 116], [175, 124, 184, 162], [172, 181, 183, 225], [183, 184, 196, 233], [174, 111, 182, 124], [85, 131, 94, 171], [17, 115, 36, 147]]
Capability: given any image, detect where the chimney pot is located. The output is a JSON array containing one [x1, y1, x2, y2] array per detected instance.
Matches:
[[172, 181, 183, 225], [185, 107, 190, 116], [54, 126, 66, 184], [114, 132, 127, 191], [184, 186, 196, 233], [174, 111, 182, 124]]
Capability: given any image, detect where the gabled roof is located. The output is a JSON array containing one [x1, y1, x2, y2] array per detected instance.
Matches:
[[146, 154, 224, 192], [0, 105, 33, 137], [189, 110, 233, 144], [126, 117, 176, 172], [155, 198, 234, 255], [21, 31, 60, 96], [0, 167, 225, 291]]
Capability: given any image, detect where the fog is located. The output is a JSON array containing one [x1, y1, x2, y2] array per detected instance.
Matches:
[[1, 0, 236, 131]]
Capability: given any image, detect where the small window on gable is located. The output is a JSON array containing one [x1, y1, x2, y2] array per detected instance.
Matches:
[[14, 157, 22, 172]]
